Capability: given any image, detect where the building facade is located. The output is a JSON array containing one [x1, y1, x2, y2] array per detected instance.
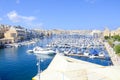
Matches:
[[103, 27, 110, 36], [103, 27, 120, 36], [112, 28, 120, 36], [91, 30, 103, 38], [0, 24, 10, 39], [4, 27, 26, 42]]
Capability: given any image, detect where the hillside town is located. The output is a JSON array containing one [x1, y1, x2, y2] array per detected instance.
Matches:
[[0, 24, 51, 48], [0, 24, 120, 48]]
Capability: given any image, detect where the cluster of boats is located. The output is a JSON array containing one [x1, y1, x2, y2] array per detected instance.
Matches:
[[26, 34, 109, 59], [46, 35, 107, 59], [4, 38, 39, 48]]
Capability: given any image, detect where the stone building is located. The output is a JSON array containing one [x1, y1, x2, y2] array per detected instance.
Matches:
[[113, 28, 120, 36], [0, 24, 10, 38], [4, 27, 26, 42], [91, 30, 102, 38], [103, 27, 110, 36]]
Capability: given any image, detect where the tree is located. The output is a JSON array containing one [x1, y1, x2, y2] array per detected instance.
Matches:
[[114, 45, 120, 55], [113, 35, 120, 41], [20, 36, 24, 41], [104, 36, 110, 40], [108, 39, 114, 47]]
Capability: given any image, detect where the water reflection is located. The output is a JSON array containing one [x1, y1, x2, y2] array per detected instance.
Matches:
[[4, 47, 18, 61]]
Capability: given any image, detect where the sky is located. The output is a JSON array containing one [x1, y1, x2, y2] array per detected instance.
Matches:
[[0, 0, 120, 30]]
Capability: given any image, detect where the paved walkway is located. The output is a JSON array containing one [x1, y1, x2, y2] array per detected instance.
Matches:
[[32, 54, 120, 80]]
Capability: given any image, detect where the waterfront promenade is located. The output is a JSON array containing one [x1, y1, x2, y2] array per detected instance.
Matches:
[[104, 42, 120, 66], [32, 54, 120, 80]]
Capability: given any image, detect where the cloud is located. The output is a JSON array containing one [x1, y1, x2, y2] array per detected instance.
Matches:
[[16, 0, 20, 4], [7, 11, 36, 23], [0, 18, 2, 21]]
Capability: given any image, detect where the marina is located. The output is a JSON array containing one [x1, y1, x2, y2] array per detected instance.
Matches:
[[32, 34, 120, 80], [0, 34, 120, 80], [1, 0, 120, 80], [46, 34, 112, 66]]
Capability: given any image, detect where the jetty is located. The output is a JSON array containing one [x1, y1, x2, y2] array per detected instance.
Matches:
[[64, 53, 106, 59], [32, 54, 120, 80]]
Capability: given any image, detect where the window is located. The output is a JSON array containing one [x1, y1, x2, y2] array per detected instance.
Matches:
[[11, 33, 16, 37]]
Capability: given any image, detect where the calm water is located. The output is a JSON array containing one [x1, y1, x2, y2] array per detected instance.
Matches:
[[0, 36, 112, 80], [0, 39, 55, 80], [70, 56, 112, 66]]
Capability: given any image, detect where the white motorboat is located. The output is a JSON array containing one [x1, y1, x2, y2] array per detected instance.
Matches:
[[64, 51, 69, 54], [98, 51, 105, 57], [26, 50, 33, 53], [33, 46, 55, 55], [83, 50, 90, 56], [84, 52, 89, 56], [89, 54, 96, 59], [4, 44, 12, 48]]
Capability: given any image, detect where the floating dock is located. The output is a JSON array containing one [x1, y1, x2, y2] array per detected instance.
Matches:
[[32, 54, 120, 80], [64, 53, 106, 59]]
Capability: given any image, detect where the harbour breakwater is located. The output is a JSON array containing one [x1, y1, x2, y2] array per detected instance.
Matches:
[[32, 54, 120, 80]]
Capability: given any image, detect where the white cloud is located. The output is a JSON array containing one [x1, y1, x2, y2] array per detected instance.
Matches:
[[16, 0, 20, 4], [0, 18, 2, 21], [7, 11, 20, 22], [7, 11, 36, 23]]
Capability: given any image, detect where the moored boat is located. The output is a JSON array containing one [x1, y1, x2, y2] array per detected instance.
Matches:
[[33, 46, 56, 55], [27, 50, 33, 53], [98, 51, 105, 57]]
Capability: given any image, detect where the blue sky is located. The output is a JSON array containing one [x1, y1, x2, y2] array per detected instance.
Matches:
[[0, 0, 120, 30]]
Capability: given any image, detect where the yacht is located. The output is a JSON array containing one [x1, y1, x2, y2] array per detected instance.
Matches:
[[33, 46, 56, 55]]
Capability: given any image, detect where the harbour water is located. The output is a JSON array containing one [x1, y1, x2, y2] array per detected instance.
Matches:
[[0, 38, 55, 80], [0, 35, 112, 80]]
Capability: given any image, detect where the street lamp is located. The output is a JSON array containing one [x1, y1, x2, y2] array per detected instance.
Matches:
[[36, 54, 41, 80]]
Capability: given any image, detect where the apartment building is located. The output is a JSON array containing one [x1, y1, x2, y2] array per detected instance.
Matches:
[[4, 26, 26, 42], [111, 28, 120, 36], [103, 27, 120, 36], [0, 24, 10, 38], [103, 27, 110, 36]]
